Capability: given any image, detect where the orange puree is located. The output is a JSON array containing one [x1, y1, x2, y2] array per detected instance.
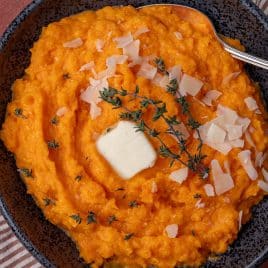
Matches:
[[1, 5, 267, 268]]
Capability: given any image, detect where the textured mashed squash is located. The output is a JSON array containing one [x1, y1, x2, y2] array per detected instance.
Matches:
[[1, 5, 268, 268]]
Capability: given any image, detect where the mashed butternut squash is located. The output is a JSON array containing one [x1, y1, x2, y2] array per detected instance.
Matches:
[[1, 5, 268, 268]]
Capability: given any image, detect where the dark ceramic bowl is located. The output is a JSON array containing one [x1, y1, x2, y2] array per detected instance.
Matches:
[[0, 0, 267, 267]]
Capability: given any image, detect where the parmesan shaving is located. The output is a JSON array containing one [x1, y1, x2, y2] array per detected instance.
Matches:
[[238, 150, 258, 180], [179, 74, 203, 96], [244, 96, 259, 111], [222, 71, 241, 85], [95, 39, 104, 52], [195, 199, 205, 208], [216, 105, 238, 125], [151, 181, 158, 193], [211, 159, 234, 195], [238, 210, 243, 230], [255, 109, 262, 115], [123, 40, 140, 63], [113, 33, 133, 48], [174, 31, 183, 40], [89, 102, 101, 119], [168, 65, 182, 82], [172, 122, 190, 140], [262, 168, 268, 182], [255, 152, 264, 167], [205, 141, 232, 155], [169, 167, 188, 184], [134, 26, 150, 38], [206, 123, 226, 144], [137, 62, 157, 80], [80, 78, 108, 104], [63, 38, 83, 48], [258, 180, 268, 192], [106, 55, 128, 68], [79, 61, 95, 72], [165, 224, 178, 238], [236, 117, 251, 133], [244, 131, 256, 148], [229, 139, 244, 148], [204, 184, 215, 197], [225, 125, 243, 141], [56, 107, 68, 117], [202, 90, 222, 106]]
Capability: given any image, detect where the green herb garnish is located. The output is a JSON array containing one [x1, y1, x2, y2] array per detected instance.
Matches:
[[87, 211, 97, 224], [193, 193, 202, 199], [47, 140, 59, 149], [18, 168, 33, 178], [70, 214, 82, 224], [108, 215, 118, 225], [154, 58, 168, 75], [50, 116, 59, 125], [43, 198, 55, 206], [63, 73, 70, 79], [124, 233, 134, 240], [14, 108, 26, 118], [106, 127, 113, 133], [129, 200, 139, 208], [75, 175, 82, 181]]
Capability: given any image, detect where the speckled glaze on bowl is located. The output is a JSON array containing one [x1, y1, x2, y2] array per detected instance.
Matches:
[[0, 1, 267, 267]]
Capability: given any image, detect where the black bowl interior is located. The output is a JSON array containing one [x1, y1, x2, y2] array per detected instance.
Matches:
[[0, 0, 267, 267]]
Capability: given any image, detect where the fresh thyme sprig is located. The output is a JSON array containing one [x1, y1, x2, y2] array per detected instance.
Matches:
[[99, 59, 209, 178]]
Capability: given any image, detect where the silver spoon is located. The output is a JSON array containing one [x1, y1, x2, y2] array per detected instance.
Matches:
[[138, 4, 268, 70]]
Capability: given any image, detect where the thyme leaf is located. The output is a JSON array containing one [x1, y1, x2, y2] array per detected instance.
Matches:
[[18, 168, 33, 178], [47, 140, 59, 149], [166, 78, 178, 95], [14, 108, 27, 119], [124, 233, 134, 240], [70, 214, 82, 224], [50, 116, 59, 125], [193, 193, 201, 199], [152, 103, 167, 121], [129, 200, 139, 208], [87, 211, 97, 224], [108, 215, 118, 225], [63, 73, 70, 79], [43, 198, 55, 206], [75, 175, 82, 181]]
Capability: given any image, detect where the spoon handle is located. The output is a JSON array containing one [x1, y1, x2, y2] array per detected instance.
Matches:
[[220, 40, 268, 70]]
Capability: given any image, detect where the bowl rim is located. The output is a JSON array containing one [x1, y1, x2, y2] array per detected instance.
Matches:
[[0, 1, 267, 267]]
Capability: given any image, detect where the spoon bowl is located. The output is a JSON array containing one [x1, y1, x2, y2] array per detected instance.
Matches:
[[139, 4, 268, 70]]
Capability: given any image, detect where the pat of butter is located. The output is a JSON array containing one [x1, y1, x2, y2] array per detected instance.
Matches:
[[96, 121, 157, 179]]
